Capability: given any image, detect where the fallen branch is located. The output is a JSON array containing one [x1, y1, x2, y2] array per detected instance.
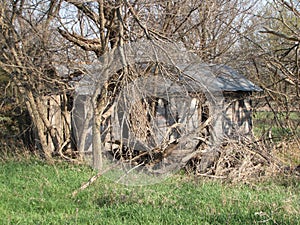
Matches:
[[72, 164, 118, 197]]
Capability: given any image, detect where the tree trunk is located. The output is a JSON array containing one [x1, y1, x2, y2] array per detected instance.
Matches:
[[25, 91, 53, 159], [92, 95, 109, 170], [24, 90, 72, 160]]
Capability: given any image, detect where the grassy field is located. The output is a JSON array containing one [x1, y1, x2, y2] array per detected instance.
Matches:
[[253, 111, 300, 140], [0, 158, 299, 224], [253, 111, 300, 166]]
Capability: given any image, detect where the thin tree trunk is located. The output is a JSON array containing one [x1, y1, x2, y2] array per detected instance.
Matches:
[[92, 111, 103, 170], [74, 95, 95, 160]]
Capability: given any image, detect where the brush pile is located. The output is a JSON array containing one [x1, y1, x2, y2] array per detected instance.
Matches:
[[185, 137, 300, 182]]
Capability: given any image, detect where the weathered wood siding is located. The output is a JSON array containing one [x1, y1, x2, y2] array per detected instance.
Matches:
[[103, 95, 206, 152], [223, 91, 253, 138], [73, 91, 254, 156]]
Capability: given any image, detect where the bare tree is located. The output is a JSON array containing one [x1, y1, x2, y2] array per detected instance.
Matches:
[[237, 0, 300, 151], [263, 1, 300, 151], [0, 0, 75, 159], [260, 0, 300, 98]]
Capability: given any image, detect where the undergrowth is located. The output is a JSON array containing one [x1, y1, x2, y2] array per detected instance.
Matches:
[[0, 158, 299, 224]]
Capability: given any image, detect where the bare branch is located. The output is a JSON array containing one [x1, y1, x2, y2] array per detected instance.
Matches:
[[260, 27, 300, 42], [57, 28, 103, 57]]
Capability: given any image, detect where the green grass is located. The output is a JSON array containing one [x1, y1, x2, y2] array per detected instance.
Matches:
[[253, 111, 300, 140], [0, 159, 299, 224]]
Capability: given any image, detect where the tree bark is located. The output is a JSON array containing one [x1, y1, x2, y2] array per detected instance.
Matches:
[[92, 111, 103, 170], [25, 91, 52, 159]]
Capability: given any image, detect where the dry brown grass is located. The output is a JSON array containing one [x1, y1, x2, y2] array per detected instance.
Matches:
[[272, 140, 300, 167]]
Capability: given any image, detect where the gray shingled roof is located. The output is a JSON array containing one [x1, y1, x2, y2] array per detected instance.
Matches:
[[168, 63, 262, 94], [208, 64, 262, 92], [66, 63, 262, 95]]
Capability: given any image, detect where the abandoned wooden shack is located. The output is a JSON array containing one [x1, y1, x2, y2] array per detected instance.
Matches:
[[71, 63, 262, 162]]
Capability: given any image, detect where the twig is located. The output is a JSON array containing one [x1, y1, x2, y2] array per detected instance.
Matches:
[[116, 162, 144, 183], [197, 173, 227, 179]]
